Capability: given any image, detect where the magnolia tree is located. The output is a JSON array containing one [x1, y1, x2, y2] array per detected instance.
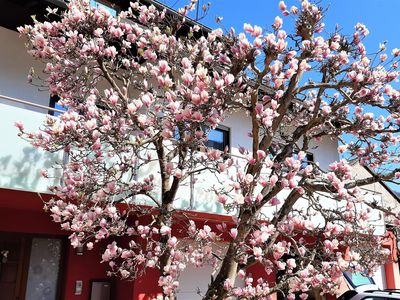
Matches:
[[17, 0, 400, 299]]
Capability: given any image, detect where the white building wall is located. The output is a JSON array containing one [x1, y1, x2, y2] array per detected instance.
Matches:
[[176, 242, 244, 300], [0, 27, 63, 193], [0, 27, 49, 111], [176, 264, 215, 299], [351, 163, 400, 223], [311, 136, 339, 170], [223, 111, 253, 156], [0, 27, 344, 212], [0, 102, 63, 193], [373, 266, 387, 290], [172, 110, 341, 215], [222, 111, 340, 171]]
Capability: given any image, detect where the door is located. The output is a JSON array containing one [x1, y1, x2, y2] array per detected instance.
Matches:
[[0, 234, 30, 300], [25, 237, 63, 300], [0, 233, 64, 300]]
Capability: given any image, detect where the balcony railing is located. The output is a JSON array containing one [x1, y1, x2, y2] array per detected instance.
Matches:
[[0, 100, 63, 193], [0, 95, 386, 235]]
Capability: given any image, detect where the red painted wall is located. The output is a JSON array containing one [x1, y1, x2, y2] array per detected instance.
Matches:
[[133, 268, 162, 300], [2, 188, 399, 300], [111, 276, 135, 300], [0, 188, 135, 300], [63, 244, 110, 300], [62, 243, 135, 300], [0, 188, 61, 235]]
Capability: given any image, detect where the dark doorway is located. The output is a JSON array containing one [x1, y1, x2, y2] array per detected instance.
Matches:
[[0, 234, 30, 300], [0, 233, 64, 300]]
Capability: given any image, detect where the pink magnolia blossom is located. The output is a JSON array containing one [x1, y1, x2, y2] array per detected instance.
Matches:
[[17, 1, 400, 298], [273, 16, 283, 30]]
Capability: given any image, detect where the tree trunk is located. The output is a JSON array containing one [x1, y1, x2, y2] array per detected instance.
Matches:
[[202, 242, 238, 300], [203, 210, 254, 299]]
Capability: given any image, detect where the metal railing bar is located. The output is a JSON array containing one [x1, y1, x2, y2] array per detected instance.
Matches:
[[0, 94, 65, 113]]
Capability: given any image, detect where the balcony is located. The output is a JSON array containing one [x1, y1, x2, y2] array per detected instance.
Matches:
[[0, 97, 386, 235], [0, 101, 63, 194]]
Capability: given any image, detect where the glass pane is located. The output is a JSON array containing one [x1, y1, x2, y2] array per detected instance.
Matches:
[[292, 151, 313, 170], [53, 103, 67, 117], [344, 271, 375, 287], [208, 130, 224, 144], [90, 0, 117, 16], [25, 238, 62, 300], [206, 129, 227, 151]]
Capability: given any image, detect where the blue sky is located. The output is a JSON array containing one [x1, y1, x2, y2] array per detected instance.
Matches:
[[160, 0, 400, 53]]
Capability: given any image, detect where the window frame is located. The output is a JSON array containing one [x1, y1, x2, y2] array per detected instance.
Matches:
[[205, 124, 230, 152], [48, 95, 67, 116], [297, 151, 314, 169], [271, 143, 314, 171]]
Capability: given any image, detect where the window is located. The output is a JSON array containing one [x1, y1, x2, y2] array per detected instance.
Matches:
[[89, 0, 118, 16], [300, 152, 314, 169], [270, 143, 314, 169], [174, 125, 230, 152], [292, 150, 314, 169], [343, 270, 375, 288], [206, 126, 230, 152], [49, 95, 67, 116]]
